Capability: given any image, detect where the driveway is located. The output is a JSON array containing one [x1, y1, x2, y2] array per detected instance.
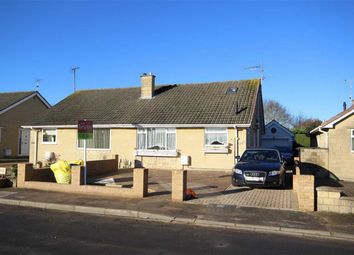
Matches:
[[187, 185, 299, 210], [92, 169, 299, 210]]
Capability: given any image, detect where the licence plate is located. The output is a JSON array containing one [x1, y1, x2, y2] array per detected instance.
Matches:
[[245, 176, 264, 182]]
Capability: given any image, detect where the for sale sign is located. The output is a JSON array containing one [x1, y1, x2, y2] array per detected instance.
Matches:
[[78, 120, 93, 140]]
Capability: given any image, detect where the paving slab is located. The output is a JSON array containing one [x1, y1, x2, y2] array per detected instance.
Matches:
[[187, 185, 299, 210]]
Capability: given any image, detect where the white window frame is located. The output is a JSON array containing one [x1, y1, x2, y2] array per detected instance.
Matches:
[[77, 128, 111, 151], [204, 127, 229, 154], [42, 129, 57, 144], [136, 128, 177, 157], [351, 129, 354, 153]]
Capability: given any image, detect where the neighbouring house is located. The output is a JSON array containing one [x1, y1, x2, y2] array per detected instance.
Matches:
[[260, 120, 294, 151], [23, 74, 264, 171], [0, 91, 51, 158], [308, 103, 354, 181]]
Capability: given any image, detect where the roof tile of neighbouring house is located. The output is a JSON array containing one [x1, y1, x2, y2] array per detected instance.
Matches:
[[28, 79, 261, 126], [0, 91, 35, 112]]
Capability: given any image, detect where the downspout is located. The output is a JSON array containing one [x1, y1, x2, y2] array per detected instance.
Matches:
[[234, 125, 239, 164], [318, 127, 328, 148], [33, 129, 40, 164]]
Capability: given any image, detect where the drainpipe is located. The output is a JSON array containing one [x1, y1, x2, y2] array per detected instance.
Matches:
[[234, 125, 239, 164], [318, 127, 328, 148], [33, 129, 40, 164]]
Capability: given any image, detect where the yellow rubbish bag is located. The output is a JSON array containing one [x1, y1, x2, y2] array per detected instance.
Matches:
[[50, 160, 83, 184]]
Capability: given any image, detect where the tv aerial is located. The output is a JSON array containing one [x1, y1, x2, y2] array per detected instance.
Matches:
[[35, 78, 41, 91], [244, 64, 265, 84]]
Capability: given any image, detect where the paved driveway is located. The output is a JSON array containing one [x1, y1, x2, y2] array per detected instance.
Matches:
[[187, 185, 299, 210], [92, 169, 299, 210]]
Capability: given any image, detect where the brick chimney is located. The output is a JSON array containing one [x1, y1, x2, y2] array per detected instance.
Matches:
[[140, 73, 155, 99]]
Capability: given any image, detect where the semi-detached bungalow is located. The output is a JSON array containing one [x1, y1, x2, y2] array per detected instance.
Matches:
[[0, 91, 51, 158], [309, 102, 354, 181], [24, 74, 265, 171]]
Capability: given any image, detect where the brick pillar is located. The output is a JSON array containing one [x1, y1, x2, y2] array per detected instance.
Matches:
[[71, 165, 84, 186], [297, 175, 315, 211], [17, 163, 34, 187], [292, 166, 301, 192], [172, 170, 187, 202], [133, 168, 148, 197]]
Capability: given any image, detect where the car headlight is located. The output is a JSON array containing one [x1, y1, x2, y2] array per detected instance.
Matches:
[[233, 168, 243, 175], [268, 170, 280, 176]]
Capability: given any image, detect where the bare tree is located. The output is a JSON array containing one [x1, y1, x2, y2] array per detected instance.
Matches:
[[263, 99, 293, 128], [292, 113, 322, 133]]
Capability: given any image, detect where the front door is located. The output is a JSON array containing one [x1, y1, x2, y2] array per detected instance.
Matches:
[[18, 128, 30, 156]]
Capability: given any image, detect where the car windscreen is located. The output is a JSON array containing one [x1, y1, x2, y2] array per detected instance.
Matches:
[[240, 150, 280, 162]]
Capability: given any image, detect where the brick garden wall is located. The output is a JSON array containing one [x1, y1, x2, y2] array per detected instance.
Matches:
[[299, 148, 329, 170], [17, 163, 149, 199], [317, 187, 354, 214]]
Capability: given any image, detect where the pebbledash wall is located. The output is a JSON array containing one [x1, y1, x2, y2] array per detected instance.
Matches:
[[29, 127, 248, 171], [306, 115, 354, 181]]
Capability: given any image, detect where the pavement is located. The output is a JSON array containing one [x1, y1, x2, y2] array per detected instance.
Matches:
[[0, 187, 353, 242], [2, 205, 353, 255]]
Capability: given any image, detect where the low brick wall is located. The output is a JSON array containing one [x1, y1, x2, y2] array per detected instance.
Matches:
[[317, 187, 354, 214], [299, 148, 329, 170], [17, 164, 56, 183], [17, 163, 148, 199], [293, 164, 315, 211]]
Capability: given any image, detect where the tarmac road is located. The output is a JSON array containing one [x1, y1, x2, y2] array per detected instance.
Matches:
[[0, 205, 353, 255]]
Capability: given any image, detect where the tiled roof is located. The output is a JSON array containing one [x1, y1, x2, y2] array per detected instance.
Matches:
[[321, 104, 354, 127], [310, 104, 354, 133], [0, 91, 35, 112], [28, 79, 261, 126]]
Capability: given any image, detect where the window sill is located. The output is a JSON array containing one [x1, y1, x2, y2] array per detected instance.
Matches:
[[77, 148, 111, 151], [135, 149, 178, 157], [203, 145, 229, 154], [42, 142, 57, 145]]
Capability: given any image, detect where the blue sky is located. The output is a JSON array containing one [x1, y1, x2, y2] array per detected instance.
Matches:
[[1, 0, 354, 121]]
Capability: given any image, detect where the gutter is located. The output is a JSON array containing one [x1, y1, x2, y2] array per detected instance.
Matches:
[[22, 123, 252, 129]]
